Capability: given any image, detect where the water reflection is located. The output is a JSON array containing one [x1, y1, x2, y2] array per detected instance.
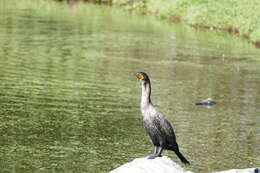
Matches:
[[0, 4, 259, 173]]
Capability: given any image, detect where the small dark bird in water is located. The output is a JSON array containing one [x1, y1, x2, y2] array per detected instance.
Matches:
[[195, 98, 217, 106], [133, 72, 190, 164]]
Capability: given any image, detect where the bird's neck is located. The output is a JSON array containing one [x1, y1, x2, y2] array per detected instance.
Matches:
[[141, 82, 152, 108]]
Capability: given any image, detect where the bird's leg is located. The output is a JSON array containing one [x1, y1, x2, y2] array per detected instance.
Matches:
[[154, 146, 158, 154], [156, 146, 163, 157], [148, 146, 163, 159], [148, 146, 158, 159]]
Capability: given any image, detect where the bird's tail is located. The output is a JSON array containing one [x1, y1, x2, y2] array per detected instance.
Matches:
[[174, 150, 190, 165]]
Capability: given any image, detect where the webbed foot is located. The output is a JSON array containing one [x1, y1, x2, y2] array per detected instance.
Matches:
[[147, 154, 160, 159]]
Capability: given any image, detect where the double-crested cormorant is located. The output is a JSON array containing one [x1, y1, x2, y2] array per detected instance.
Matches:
[[133, 72, 190, 164]]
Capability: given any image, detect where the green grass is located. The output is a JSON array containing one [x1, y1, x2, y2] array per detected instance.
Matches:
[[1, 0, 259, 46], [114, 0, 260, 45], [0, 0, 112, 18]]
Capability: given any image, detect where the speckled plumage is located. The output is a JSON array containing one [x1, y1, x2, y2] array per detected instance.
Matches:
[[134, 72, 190, 164]]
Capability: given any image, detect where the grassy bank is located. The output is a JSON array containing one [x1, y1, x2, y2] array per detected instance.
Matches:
[[2, 0, 260, 47], [114, 0, 260, 47]]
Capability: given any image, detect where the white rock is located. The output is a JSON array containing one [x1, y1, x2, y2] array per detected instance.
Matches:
[[109, 156, 258, 173], [213, 168, 259, 173], [109, 156, 193, 173]]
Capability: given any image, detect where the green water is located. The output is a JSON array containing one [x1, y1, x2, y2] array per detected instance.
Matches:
[[0, 3, 259, 173]]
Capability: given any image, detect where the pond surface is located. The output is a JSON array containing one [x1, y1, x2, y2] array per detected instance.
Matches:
[[0, 3, 259, 173]]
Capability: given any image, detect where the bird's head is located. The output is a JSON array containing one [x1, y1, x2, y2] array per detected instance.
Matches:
[[133, 72, 150, 85]]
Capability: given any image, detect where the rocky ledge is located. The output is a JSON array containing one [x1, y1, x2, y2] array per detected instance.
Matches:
[[110, 156, 258, 173]]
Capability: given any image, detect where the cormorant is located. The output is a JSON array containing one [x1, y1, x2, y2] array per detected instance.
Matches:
[[133, 72, 190, 164]]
